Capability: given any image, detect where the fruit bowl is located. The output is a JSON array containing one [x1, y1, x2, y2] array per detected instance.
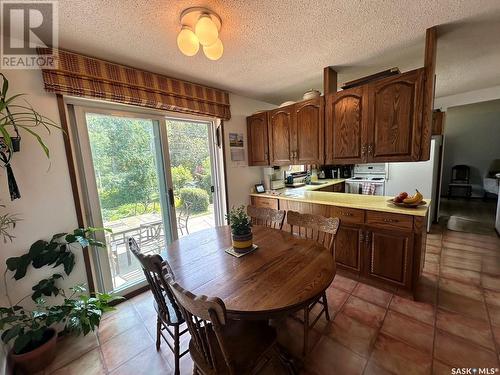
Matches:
[[387, 199, 427, 208]]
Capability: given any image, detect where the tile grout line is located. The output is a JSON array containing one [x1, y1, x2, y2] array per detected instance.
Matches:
[[335, 280, 438, 369], [310, 283, 355, 353], [95, 330, 110, 375], [316, 282, 375, 371], [479, 245, 500, 369], [430, 229, 443, 372], [131, 297, 176, 371], [360, 293, 395, 375], [436, 229, 500, 368], [46, 332, 103, 374]]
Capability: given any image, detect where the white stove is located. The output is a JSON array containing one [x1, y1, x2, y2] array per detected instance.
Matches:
[[345, 164, 387, 195]]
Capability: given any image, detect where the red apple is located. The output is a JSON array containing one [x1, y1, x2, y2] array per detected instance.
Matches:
[[394, 196, 403, 203], [398, 192, 409, 200]]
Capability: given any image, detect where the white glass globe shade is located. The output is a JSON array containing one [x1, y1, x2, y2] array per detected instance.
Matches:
[[177, 27, 199, 56], [195, 15, 219, 47], [203, 38, 223, 60]]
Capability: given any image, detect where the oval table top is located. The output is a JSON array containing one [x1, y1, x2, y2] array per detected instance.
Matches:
[[162, 225, 335, 319]]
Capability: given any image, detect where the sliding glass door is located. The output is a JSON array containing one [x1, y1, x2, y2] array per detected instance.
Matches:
[[166, 118, 220, 238], [72, 105, 226, 295]]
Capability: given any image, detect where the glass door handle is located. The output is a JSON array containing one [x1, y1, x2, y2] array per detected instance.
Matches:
[[168, 188, 175, 207], [211, 186, 215, 193]]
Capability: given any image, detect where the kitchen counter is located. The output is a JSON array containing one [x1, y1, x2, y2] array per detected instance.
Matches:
[[300, 178, 346, 191], [251, 180, 430, 217]]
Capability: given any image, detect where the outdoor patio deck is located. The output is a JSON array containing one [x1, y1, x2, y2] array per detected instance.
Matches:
[[104, 207, 215, 289]]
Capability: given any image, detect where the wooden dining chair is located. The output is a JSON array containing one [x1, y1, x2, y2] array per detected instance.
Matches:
[[286, 210, 340, 355], [167, 278, 280, 375], [128, 238, 189, 375], [247, 205, 286, 229]]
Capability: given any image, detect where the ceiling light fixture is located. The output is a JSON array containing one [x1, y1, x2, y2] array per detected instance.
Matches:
[[178, 7, 223, 61]]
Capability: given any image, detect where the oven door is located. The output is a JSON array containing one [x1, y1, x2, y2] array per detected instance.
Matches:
[[346, 182, 361, 194], [346, 182, 385, 195]]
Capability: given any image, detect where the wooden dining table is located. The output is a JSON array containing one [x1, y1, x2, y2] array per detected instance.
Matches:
[[162, 225, 336, 320]]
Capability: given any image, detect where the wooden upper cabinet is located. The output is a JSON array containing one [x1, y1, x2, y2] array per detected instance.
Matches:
[[294, 98, 324, 164], [368, 68, 425, 162], [247, 112, 269, 166], [326, 87, 368, 164], [268, 106, 294, 165]]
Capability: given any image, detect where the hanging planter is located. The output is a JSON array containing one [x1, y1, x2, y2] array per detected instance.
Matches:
[[0, 136, 20, 153], [0, 73, 61, 200]]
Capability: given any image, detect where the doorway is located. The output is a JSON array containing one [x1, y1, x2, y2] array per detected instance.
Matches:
[[71, 104, 226, 295], [437, 100, 500, 236]]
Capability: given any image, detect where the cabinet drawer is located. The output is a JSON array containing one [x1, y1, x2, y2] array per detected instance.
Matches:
[[366, 211, 413, 230], [330, 207, 365, 224], [251, 196, 279, 210]]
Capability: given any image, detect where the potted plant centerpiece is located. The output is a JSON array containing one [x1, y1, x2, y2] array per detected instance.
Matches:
[[226, 206, 253, 253], [0, 227, 121, 374]]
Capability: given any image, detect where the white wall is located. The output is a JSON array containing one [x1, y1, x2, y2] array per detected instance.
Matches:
[[441, 99, 500, 196], [223, 94, 275, 208], [0, 69, 81, 307], [435, 85, 500, 111]]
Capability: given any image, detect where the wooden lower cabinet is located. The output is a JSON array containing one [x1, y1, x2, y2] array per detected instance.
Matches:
[[250, 196, 279, 210], [248, 195, 424, 292], [333, 224, 363, 272], [364, 227, 413, 288]]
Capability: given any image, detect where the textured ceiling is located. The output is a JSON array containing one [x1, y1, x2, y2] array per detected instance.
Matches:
[[58, 0, 500, 105]]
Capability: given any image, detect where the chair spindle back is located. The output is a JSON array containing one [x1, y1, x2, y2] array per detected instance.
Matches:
[[167, 279, 237, 374], [286, 211, 340, 255], [247, 205, 286, 229], [128, 237, 183, 324]]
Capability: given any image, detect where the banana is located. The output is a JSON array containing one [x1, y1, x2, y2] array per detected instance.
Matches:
[[403, 190, 423, 204]]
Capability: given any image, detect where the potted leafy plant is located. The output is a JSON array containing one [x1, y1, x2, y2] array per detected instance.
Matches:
[[0, 73, 61, 200], [226, 206, 253, 253], [0, 203, 21, 243], [0, 227, 122, 374]]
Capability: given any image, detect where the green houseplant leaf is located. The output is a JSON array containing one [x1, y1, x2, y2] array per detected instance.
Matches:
[[0, 227, 120, 355], [225, 205, 252, 235], [0, 73, 62, 156]]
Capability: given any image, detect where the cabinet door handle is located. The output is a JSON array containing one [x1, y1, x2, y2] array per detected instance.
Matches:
[[359, 231, 364, 243], [368, 144, 373, 157], [383, 218, 398, 223], [341, 211, 353, 216], [361, 144, 367, 157], [365, 231, 371, 247]]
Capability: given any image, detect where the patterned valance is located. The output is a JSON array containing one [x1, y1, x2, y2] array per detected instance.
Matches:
[[39, 48, 231, 120]]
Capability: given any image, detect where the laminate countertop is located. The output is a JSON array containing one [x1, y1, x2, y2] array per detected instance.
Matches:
[[251, 179, 430, 217]]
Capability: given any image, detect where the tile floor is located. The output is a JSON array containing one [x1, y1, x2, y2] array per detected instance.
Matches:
[[41, 225, 500, 375]]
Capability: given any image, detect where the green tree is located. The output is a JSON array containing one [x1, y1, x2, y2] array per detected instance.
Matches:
[[171, 165, 193, 193], [166, 120, 210, 172], [87, 114, 159, 220], [195, 157, 213, 202]]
